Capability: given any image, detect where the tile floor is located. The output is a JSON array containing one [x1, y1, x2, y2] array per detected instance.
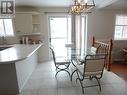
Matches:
[[19, 61, 127, 95]]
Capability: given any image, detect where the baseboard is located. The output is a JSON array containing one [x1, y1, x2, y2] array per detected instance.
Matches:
[[113, 58, 123, 63]]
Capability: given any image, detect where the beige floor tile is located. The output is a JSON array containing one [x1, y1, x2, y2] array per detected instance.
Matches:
[[38, 88, 57, 95], [38, 78, 57, 89], [19, 90, 38, 95], [58, 87, 82, 95], [19, 61, 127, 95]]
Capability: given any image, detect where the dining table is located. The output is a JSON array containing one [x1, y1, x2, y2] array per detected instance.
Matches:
[[57, 47, 95, 80]]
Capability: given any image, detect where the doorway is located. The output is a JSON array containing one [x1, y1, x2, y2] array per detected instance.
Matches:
[[49, 15, 71, 57], [49, 14, 87, 58]]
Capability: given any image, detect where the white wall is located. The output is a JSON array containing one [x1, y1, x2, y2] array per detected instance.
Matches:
[[87, 9, 127, 61], [37, 14, 50, 62]]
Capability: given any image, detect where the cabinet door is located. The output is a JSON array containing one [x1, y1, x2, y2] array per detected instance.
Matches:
[[14, 14, 32, 35], [32, 15, 41, 33]]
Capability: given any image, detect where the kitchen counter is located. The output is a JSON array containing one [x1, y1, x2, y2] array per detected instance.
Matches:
[[0, 44, 43, 94], [0, 44, 42, 63]]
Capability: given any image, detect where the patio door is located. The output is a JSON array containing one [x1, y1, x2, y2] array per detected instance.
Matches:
[[49, 15, 71, 57], [49, 14, 87, 58]]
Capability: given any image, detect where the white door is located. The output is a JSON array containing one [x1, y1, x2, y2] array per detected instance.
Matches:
[[49, 16, 71, 57]]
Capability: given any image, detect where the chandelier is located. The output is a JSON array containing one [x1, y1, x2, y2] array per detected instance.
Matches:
[[71, 0, 95, 14]]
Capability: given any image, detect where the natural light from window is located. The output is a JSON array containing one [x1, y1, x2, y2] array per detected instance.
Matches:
[[50, 16, 71, 57], [114, 15, 127, 40], [0, 19, 14, 37]]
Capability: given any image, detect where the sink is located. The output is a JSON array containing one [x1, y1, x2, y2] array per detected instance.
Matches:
[[0, 45, 13, 51]]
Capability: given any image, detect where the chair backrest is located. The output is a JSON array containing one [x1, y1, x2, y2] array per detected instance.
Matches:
[[96, 45, 109, 55], [92, 36, 113, 71], [83, 55, 105, 76], [50, 47, 56, 65]]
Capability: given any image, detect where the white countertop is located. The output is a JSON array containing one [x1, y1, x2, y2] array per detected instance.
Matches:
[[0, 44, 42, 64]]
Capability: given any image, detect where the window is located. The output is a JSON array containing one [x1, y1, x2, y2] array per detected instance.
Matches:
[[0, 19, 14, 37], [114, 15, 127, 40]]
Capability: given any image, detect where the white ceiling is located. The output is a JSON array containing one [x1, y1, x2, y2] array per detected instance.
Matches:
[[15, 0, 73, 7], [104, 0, 127, 9], [15, 0, 127, 10]]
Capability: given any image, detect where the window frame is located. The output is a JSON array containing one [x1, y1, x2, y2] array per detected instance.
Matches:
[[114, 15, 127, 40], [0, 18, 14, 37]]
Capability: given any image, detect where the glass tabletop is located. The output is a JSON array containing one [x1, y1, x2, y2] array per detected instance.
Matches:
[[56, 47, 106, 61], [61, 48, 96, 61]]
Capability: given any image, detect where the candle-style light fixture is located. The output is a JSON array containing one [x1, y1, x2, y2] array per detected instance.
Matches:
[[71, 0, 95, 14]]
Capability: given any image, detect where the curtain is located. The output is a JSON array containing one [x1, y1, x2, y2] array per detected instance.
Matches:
[[71, 14, 87, 56]]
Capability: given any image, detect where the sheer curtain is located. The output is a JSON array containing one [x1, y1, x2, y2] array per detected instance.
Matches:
[[75, 15, 82, 49], [71, 14, 87, 52]]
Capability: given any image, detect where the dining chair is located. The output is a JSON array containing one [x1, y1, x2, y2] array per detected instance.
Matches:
[[50, 47, 71, 77], [75, 54, 106, 94], [70, 46, 97, 81]]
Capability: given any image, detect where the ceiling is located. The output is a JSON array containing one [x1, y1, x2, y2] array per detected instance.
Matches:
[[15, 0, 73, 7], [15, 0, 127, 10], [104, 0, 127, 9]]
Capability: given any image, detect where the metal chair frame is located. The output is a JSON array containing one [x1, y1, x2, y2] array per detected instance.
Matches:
[[75, 54, 106, 94], [50, 47, 71, 77]]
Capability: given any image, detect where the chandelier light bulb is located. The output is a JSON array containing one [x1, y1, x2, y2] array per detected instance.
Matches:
[[70, 0, 95, 14]]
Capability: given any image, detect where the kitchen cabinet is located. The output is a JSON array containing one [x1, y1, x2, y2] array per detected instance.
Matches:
[[32, 15, 41, 33], [14, 13, 42, 43], [0, 44, 42, 94], [14, 13, 33, 35]]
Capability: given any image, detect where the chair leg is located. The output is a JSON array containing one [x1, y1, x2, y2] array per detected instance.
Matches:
[[76, 71, 84, 94], [70, 69, 77, 81], [64, 69, 71, 77], [76, 78, 84, 94], [89, 76, 93, 80], [55, 71, 59, 78], [94, 76, 101, 91]]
